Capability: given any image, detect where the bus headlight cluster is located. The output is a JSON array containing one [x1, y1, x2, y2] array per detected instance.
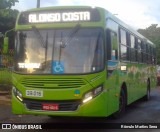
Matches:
[[82, 85, 103, 103], [13, 86, 23, 102]]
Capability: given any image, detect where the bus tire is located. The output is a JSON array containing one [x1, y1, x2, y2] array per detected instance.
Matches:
[[113, 89, 126, 118], [144, 81, 150, 101]]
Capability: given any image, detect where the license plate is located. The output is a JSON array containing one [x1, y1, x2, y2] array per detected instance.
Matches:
[[26, 90, 43, 97], [42, 104, 59, 111]]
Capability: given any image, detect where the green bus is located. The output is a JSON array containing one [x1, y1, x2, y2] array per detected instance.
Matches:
[[10, 6, 156, 117]]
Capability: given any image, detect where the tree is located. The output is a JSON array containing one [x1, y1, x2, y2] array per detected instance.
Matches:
[[0, 0, 19, 33], [138, 24, 160, 64], [0, 0, 18, 9], [0, 0, 19, 49]]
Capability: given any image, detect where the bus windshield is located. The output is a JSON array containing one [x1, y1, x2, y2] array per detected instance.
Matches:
[[14, 28, 104, 74]]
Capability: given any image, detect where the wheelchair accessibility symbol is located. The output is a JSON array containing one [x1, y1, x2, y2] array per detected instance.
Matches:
[[52, 61, 64, 74]]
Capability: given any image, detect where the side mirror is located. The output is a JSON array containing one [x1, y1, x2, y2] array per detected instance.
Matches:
[[3, 37, 9, 54]]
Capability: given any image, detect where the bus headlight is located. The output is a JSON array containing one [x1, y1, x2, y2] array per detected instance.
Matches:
[[82, 85, 103, 104], [13, 86, 23, 102], [83, 91, 93, 103]]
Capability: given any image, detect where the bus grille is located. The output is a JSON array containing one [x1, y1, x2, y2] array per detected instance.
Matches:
[[20, 78, 86, 89], [23, 99, 81, 111]]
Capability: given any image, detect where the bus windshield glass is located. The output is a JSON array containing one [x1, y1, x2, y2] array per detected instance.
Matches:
[[14, 28, 104, 74]]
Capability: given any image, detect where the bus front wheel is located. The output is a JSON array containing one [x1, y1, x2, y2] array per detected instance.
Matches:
[[113, 89, 126, 118]]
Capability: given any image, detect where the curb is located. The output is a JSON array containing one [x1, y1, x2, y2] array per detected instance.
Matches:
[[0, 91, 9, 95], [0, 85, 11, 105], [0, 94, 11, 105], [0, 98, 11, 105]]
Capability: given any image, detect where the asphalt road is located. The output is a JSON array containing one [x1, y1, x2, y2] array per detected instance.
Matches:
[[1, 87, 160, 131]]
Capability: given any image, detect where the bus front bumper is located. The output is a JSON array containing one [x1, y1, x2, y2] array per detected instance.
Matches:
[[12, 91, 108, 117]]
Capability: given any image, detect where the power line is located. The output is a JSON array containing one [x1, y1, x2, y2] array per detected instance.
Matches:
[[37, 0, 40, 8]]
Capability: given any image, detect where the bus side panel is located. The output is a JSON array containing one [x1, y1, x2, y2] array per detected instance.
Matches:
[[105, 70, 120, 116]]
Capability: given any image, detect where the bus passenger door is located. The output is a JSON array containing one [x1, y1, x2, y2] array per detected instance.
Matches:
[[105, 29, 119, 115], [106, 30, 118, 76]]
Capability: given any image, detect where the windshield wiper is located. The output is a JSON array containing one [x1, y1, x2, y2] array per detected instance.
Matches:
[[31, 25, 48, 68], [32, 25, 46, 48], [44, 32, 48, 67], [60, 24, 81, 48], [58, 24, 81, 63]]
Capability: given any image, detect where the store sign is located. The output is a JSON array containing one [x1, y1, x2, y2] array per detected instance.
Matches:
[[29, 11, 90, 23]]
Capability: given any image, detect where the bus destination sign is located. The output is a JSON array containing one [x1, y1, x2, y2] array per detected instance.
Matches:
[[29, 12, 90, 23], [18, 8, 100, 24]]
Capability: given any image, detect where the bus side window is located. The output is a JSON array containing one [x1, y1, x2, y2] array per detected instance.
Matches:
[[106, 29, 118, 61]]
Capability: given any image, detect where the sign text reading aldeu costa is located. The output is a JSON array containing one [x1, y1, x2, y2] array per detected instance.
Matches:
[[29, 11, 90, 23]]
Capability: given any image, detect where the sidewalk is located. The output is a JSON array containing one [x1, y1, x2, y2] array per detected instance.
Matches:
[[0, 84, 11, 105]]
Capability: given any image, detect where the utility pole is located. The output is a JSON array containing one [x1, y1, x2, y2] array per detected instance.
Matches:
[[37, 0, 40, 8]]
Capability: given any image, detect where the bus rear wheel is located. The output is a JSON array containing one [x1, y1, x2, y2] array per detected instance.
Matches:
[[144, 81, 150, 101], [113, 89, 126, 118]]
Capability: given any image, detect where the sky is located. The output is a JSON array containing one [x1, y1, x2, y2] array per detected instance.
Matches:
[[12, 0, 160, 29]]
